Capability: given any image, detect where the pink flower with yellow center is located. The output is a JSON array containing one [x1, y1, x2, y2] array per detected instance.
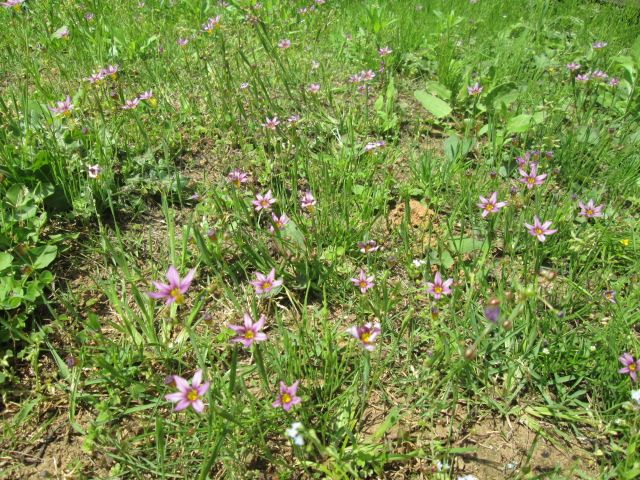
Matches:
[[252, 190, 276, 212], [49, 96, 74, 116], [350, 269, 374, 293], [358, 240, 379, 254], [165, 369, 210, 413], [272, 381, 301, 411], [347, 322, 381, 351], [228, 313, 267, 347], [269, 212, 289, 232], [524, 216, 557, 242], [300, 191, 316, 211], [578, 199, 604, 218], [147, 266, 196, 305], [250, 268, 283, 295], [262, 117, 280, 130], [477, 192, 507, 217], [619, 353, 640, 382], [426, 271, 453, 299], [518, 163, 547, 189], [227, 169, 249, 187]]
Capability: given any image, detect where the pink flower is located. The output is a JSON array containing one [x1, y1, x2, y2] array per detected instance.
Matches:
[[308, 83, 320, 93], [351, 269, 375, 293], [590, 70, 608, 81], [278, 39, 291, 49], [147, 266, 196, 305], [347, 322, 381, 351], [287, 114, 301, 125], [49, 96, 74, 116], [177, 37, 189, 46], [100, 65, 119, 78], [269, 212, 289, 232], [87, 164, 102, 178], [228, 313, 267, 347], [619, 353, 640, 382], [122, 98, 140, 110], [1, 0, 25, 8], [467, 82, 483, 96], [518, 163, 547, 189], [227, 169, 249, 187], [426, 271, 453, 299], [592, 41, 608, 49], [300, 191, 316, 211], [262, 116, 280, 130], [202, 15, 221, 33], [86, 72, 104, 84], [165, 370, 210, 413], [575, 74, 590, 82], [250, 268, 283, 295], [358, 240, 379, 254], [272, 381, 301, 411], [578, 199, 604, 218], [525, 216, 557, 242], [138, 90, 153, 100], [378, 46, 392, 57], [252, 190, 276, 212], [609, 78, 620, 87], [365, 140, 386, 152], [566, 62, 581, 72], [361, 69, 376, 81], [477, 192, 507, 217], [54, 26, 70, 39]]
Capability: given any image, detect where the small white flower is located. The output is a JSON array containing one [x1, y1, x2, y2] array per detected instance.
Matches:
[[412, 259, 426, 267], [436, 460, 450, 471], [457, 475, 479, 480], [293, 434, 304, 446], [631, 390, 640, 404], [590, 345, 596, 352], [542, 348, 550, 355]]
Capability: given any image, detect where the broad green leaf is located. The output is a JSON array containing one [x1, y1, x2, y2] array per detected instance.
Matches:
[[0, 252, 12, 271], [425, 80, 451, 100], [31, 245, 58, 269], [506, 112, 544, 133], [414, 90, 452, 118]]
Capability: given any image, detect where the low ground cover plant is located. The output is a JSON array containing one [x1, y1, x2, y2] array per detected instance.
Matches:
[[1, 0, 640, 478]]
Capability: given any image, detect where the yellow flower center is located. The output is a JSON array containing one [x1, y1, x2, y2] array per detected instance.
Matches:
[[527, 177, 535, 184], [63, 110, 72, 117], [535, 228, 543, 235], [281, 393, 292, 404], [261, 281, 272, 291], [631, 364, 637, 372], [359, 281, 368, 289], [485, 204, 494, 211], [260, 200, 270, 207], [187, 389, 199, 401], [170, 288, 185, 304], [244, 330, 255, 339], [361, 332, 371, 343], [434, 286, 443, 294], [587, 209, 593, 216]]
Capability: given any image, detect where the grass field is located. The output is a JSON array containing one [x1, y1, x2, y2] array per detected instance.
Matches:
[[1, 0, 640, 478]]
